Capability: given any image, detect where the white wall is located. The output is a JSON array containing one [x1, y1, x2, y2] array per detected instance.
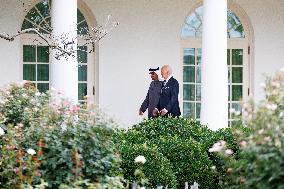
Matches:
[[1, 0, 284, 128]]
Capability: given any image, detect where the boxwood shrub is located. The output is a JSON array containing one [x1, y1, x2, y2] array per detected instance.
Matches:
[[157, 137, 216, 189], [117, 117, 220, 188], [119, 143, 177, 189]]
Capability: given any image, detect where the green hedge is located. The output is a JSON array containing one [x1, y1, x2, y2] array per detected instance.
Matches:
[[158, 137, 216, 189], [119, 143, 177, 189], [116, 117, 229, 188]]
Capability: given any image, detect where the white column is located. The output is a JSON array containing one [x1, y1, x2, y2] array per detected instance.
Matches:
[[51, 0, 78, 102], [201, 0, 228, 130]]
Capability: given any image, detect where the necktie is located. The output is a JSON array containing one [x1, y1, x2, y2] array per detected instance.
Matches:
[[163, 80, 167, 86]]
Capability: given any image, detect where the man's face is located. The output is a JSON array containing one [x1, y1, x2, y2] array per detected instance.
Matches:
[[150, 72, 158, 80], [161, 68, 168, 79]]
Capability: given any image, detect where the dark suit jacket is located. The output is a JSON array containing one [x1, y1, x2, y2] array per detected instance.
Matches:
[[158, 77, 181, 117], [140, 80, 163, 118]]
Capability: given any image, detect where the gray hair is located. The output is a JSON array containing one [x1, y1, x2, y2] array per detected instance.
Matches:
[[162, 65, 172, 75]]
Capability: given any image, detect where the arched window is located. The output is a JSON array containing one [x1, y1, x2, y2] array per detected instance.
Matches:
[[181, 6, 249, 126], [21, 0, 93, 103], [181, 7, 245, 38]]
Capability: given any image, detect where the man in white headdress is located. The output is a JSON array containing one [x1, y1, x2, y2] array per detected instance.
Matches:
[[139, 67, 163, 118]]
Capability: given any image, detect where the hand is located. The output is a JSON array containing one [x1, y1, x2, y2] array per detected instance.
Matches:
[[160, 108, 168, 116], [139, 110, 144, 115], [153, 108, 159, 117]]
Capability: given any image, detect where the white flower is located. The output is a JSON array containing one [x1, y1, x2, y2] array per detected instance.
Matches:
[[272, 81, 281, 88], [264, 136, 272, 142], [0, 127, 5, 136], [235, 111, 241, 116], [230, 108, 241, 116], [22, 93, 27, 98], [220, 140, 226, 146], [21, 80, 28, 85], [209, 140, 226, 153], [135, 155, 146, 164], [211, 166, 216, 170], [266, 103, 278, 111], [27, 148, 36, 155], [190, 182, 199, 189], [225, 149, 234, 155], [60, 122, 67, 132], [140, 187, 146, 189], [258, 129, 264, 135], [35, 92, 41, 96], [209, 146, 222, 153]]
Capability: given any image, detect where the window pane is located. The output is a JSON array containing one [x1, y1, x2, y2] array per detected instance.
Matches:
[[196, 102, 201, 119], [36, 1, 50, 18], [183, 84, 195, 101], [25, 8, 42, 25], [232, 49, 243, 65], [196, 84, 201, 101], [183, 66, 195, 82], [227, 10, 245, 38], [232, 67, 243, 83], [37, 64, 49, 81], [37, 46, 49, 62], [78, 46, 87, 63], [78, 65, 87, 81], [181, 6, 203, 38], [197, 48, 202, 65], [77, 21, 89, 35], [196, 66, 201, 83], [23, 45, 36, 62], [37, 83, 49, 93], [183, 102, 195, 118], [183, 48, 195, 65], [232, 102, 242, 114], [77, 9, 85, 23], [21, 19, 35, 31], [232, 85, 242, 101], [23, 64, 36, 81], [39, 21, 51, 34], [42, 17, 51, 32], [78, 83, 87, 100]]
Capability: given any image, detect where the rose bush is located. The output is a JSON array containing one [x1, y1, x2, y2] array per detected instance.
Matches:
[[214, 70, 284, 189], [0, 83, 124, 189]]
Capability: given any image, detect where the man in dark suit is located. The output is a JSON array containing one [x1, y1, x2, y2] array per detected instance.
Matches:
[[153, 65, 181, 117], [139, 67, 163, 118]]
